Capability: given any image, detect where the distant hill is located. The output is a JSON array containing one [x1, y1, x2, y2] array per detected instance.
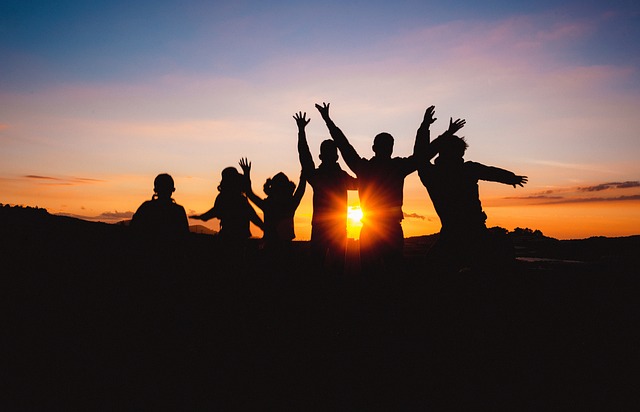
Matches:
[[188, 224, 217, 235], [116, 218, 217, 235], [2, 203, 638, 268]]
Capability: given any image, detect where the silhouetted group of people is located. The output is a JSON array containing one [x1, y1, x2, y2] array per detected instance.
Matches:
[[131, 102, 527, 274]]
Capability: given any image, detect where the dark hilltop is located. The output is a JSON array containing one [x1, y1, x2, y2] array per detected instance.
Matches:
[[2, 204, 637, 410]]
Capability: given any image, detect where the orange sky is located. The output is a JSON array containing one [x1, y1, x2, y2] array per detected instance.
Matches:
[[4, 172, 638, 240]]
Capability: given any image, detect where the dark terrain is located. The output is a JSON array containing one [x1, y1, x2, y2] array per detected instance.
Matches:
[[2, 205, 638, 410]]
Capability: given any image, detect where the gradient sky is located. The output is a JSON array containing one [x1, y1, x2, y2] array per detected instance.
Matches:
[[2, 0, 639, 240]]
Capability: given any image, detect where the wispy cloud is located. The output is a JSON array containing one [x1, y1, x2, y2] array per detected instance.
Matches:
[[505, 195, 564, 200], [24, 175, 105, 186], [578, 181, 640, 192], [404, 212, 426, 220], [544, 194, 640, 204], [505, 180, 640, 205]]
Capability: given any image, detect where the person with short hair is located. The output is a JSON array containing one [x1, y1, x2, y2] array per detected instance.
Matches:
[[131, 173, 189, 237]]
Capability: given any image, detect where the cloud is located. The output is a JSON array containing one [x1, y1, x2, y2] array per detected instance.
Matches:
[[506, 194, 640, 205], [404, 212, 426, 220], [24, 175, 105, 185], [505, 195, 565, 200], [545, 194, 640, 204], [578, 181, 640, 192], [504, 180, 640, 204]]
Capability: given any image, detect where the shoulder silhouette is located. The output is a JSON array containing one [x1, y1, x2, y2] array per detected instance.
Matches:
[[131, 173, 189, 237]]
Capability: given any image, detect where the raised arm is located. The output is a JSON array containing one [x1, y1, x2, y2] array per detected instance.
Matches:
[[248, 204, 264, 231], [413, 105, 436, 161], [315, 102, 362, 174], [295, 111, 315, 176], [426, 117, 467, 160], [239, 158, 266, 211], [292, 171, 307, 210]]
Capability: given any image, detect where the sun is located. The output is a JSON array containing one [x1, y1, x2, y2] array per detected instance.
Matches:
[[346, 205, 363, 239], [347, 206, 363, 226]]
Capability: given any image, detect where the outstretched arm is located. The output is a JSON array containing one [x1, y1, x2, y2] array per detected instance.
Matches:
[[190, 204, 217, 221], [239, 158, 266, 210], [474, 163, 528, 188], [315, 102, 362, 174], [295, 111, 315, 177]]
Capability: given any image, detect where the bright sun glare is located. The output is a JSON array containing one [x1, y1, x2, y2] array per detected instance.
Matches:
[[347, 206, 363, 226]]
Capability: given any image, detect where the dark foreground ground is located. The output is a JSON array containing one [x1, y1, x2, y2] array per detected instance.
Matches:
[[2, 206, 638, 410]]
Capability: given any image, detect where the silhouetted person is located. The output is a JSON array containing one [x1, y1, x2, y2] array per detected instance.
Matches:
[[315, 102, 464, 275], [131, 173, 189, 237], [295, 111, 358, 275], [419, 133, 528, 271], [190, 166, 264, 241], [240, 158, 306, 252]]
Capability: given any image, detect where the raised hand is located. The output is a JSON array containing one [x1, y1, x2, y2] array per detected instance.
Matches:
[[293, 111, 310, 129], [447, 117, 466, 135], [513, 175, 528, 188], [239, 157, 251, 177], [315, 102, 330, 120], [423, 105, 437, 126]]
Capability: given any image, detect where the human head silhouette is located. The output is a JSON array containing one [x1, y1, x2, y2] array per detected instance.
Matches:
[[218, 167, 243, 193], [439, 135, 468, 161], [319, 139, 339, 164], [153, 173, 175, 200], [372, 133, 394, 159], [264, 172, 295, 197]]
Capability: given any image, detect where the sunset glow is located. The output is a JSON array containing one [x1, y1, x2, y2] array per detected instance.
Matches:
[[347, 205, 363, 239], [1, 1, 639, 240]]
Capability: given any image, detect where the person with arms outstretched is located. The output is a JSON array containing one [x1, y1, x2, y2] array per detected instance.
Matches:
[[295, 111, 358, 275], [315, 102, 465, 275], [190, 166, 264, 242], [418, 132, 527, 271]]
